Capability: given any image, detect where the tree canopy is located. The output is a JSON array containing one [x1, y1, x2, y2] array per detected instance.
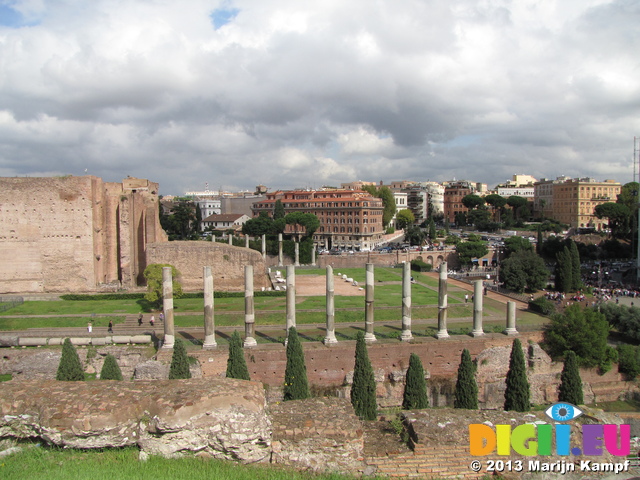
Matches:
[[543, 304, 613, 369], [363, 185, 396, 227], [595, 202, 631, 238], [462, 194, 486, 210], [456, 241, 488, 266], [395, 209, 415, 230], [143, 264, 183, 306], [500, 250, 549, 293]]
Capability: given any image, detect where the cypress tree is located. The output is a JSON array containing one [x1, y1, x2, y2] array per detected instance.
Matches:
[[454, 349, 478, 409], [428, 218, 437, 241], [56, 338, 85, 381], [283, 327, 310, 401], [351, 331, 377, 420], [402, 353, 429, 409], [226, 331, 250, 380], [536, 226, 543, 255], [554, 247, 573, 293], [558, 350, 583, 405], [569, 240, 582, 291], [100, 354, 123, 380], [168, 338, 192, 379], [504, 338, 530, 412]]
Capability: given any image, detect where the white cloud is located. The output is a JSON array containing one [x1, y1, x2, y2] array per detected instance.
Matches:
[[0, 0, 638, 194]]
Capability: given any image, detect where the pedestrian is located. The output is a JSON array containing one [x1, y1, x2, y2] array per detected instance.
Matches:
[[159, 312, 164, 323], [138, 313, 143, 326], [108, 320, 113, 333], [464, 294, 468, 303], [87, 322, 92, 333], [150, 315, 155, 326]]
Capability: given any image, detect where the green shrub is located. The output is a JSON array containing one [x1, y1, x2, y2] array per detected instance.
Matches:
[[558, 351, 583, 405], [617, 344, 640, 379], [410, 259, 432, 272], [56, 338, 85, 381], [283, 327, 310, 401], [528, 296, 556, 315], [351, 332, 377, 420], [402, 353, 429, 409], [168, 338, 191, 379], [454, 349, 478, 409], [504, 338, 530, 412], [226, 331, 250, 380], [100, 354, 123, 381]]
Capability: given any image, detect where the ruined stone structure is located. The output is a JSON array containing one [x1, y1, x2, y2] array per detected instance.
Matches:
[[145, 241, 269, 291], [0, 176, 166, 293]]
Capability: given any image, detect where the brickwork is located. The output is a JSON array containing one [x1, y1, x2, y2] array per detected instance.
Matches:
[[146, 241, 270, 291], [0, 176, 166, 293]]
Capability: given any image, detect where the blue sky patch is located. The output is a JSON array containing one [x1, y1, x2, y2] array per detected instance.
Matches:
[[210, 7, 239, 30], [0, 2, 38, 27]]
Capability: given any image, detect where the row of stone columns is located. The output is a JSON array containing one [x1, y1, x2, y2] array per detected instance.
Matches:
[[160, 262, 519, 349]]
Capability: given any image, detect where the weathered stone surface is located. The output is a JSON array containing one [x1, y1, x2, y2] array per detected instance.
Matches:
[[270, 397, 364, 474], [0, 336, 18, 347], [0, 378, 271, 462], [0, 350, 61, 380], [134, 360, 169, 380]]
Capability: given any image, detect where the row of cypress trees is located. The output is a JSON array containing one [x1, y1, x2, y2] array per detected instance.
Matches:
[[57, 334, 584, 415], [56, 338, 123, 381]]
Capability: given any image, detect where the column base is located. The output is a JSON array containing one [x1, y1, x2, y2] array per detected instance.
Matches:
[[400, 331, 413, 342], [436, 330, 450, 339], [243, 337, 258, 347], [504, 328, 519, 335], [202, 335, 217, 349], [471, 329, 485, 337], [161, 334, 175, 349], [364, 332, 377, 343], [323, 335, 338, 346]]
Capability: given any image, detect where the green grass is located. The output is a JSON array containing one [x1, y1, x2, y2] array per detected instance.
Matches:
[[0, 316, 125, 331], [0, 445, 353, 480]]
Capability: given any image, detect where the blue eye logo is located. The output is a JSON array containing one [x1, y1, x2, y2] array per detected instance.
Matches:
[[544, 402, 584, 422]]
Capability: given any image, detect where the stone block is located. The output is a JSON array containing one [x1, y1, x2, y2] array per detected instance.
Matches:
[[69, 337, 91, 346], [18, 337, 48, 347], [0, 335, 19, 347], [112, 336, 131, 344], [91, 337, 107, 346], [47, 338, 64, 346], [129, 335, 152, 344]]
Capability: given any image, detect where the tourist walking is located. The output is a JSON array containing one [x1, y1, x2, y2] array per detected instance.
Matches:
[[108, 320, 113, 333], [87, 322, 92, 333], [159, 312, 164, 323], [150, 315, 155, 327], [138, 313, 143, 326]]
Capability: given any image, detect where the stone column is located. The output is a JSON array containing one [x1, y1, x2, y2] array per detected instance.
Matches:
[[436, 262, 449, 339], [162, 267, 175, 349], [294, 242, 300, 267], [401, 262, 413, 341], [245, 236, 250, 248], [311, 245, 316, 266], [244, 265, 257, 347], [364, 263, 376, 343], [278, 233, 283, 266], [505, 301, 518, 335], [471, 280, 484, 337], [203, 266, 217, 349], [228, 233, 233, 245], [261, 234, 266, 259], [324, 265, 338, 345], [286, 265, 296, 337]]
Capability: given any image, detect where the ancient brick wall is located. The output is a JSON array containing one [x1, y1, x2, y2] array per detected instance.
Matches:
[[0, 176, 166, 293], [146, 241, 270, 291]]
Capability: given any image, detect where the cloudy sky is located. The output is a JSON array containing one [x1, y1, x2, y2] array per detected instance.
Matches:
[[0, 0, 638, 195]]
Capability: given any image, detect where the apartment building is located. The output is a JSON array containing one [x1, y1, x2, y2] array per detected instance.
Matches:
[[534, 177, 621, 229], [251, 189, 385, 251]]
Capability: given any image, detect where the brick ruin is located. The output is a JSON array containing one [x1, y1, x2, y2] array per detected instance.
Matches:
[[0, 176, 166, 293]]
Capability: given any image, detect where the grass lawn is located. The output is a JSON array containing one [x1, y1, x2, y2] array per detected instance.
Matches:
[[0, 445, 352, 480], [0, 316, 126, 331]]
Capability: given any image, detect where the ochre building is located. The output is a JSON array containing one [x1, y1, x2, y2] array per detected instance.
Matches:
[[0, 176, 166, 293], [251, 189, 384, 251]]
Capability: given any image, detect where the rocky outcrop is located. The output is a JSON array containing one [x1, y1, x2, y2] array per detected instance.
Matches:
[[0, 378, 271, 463]]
